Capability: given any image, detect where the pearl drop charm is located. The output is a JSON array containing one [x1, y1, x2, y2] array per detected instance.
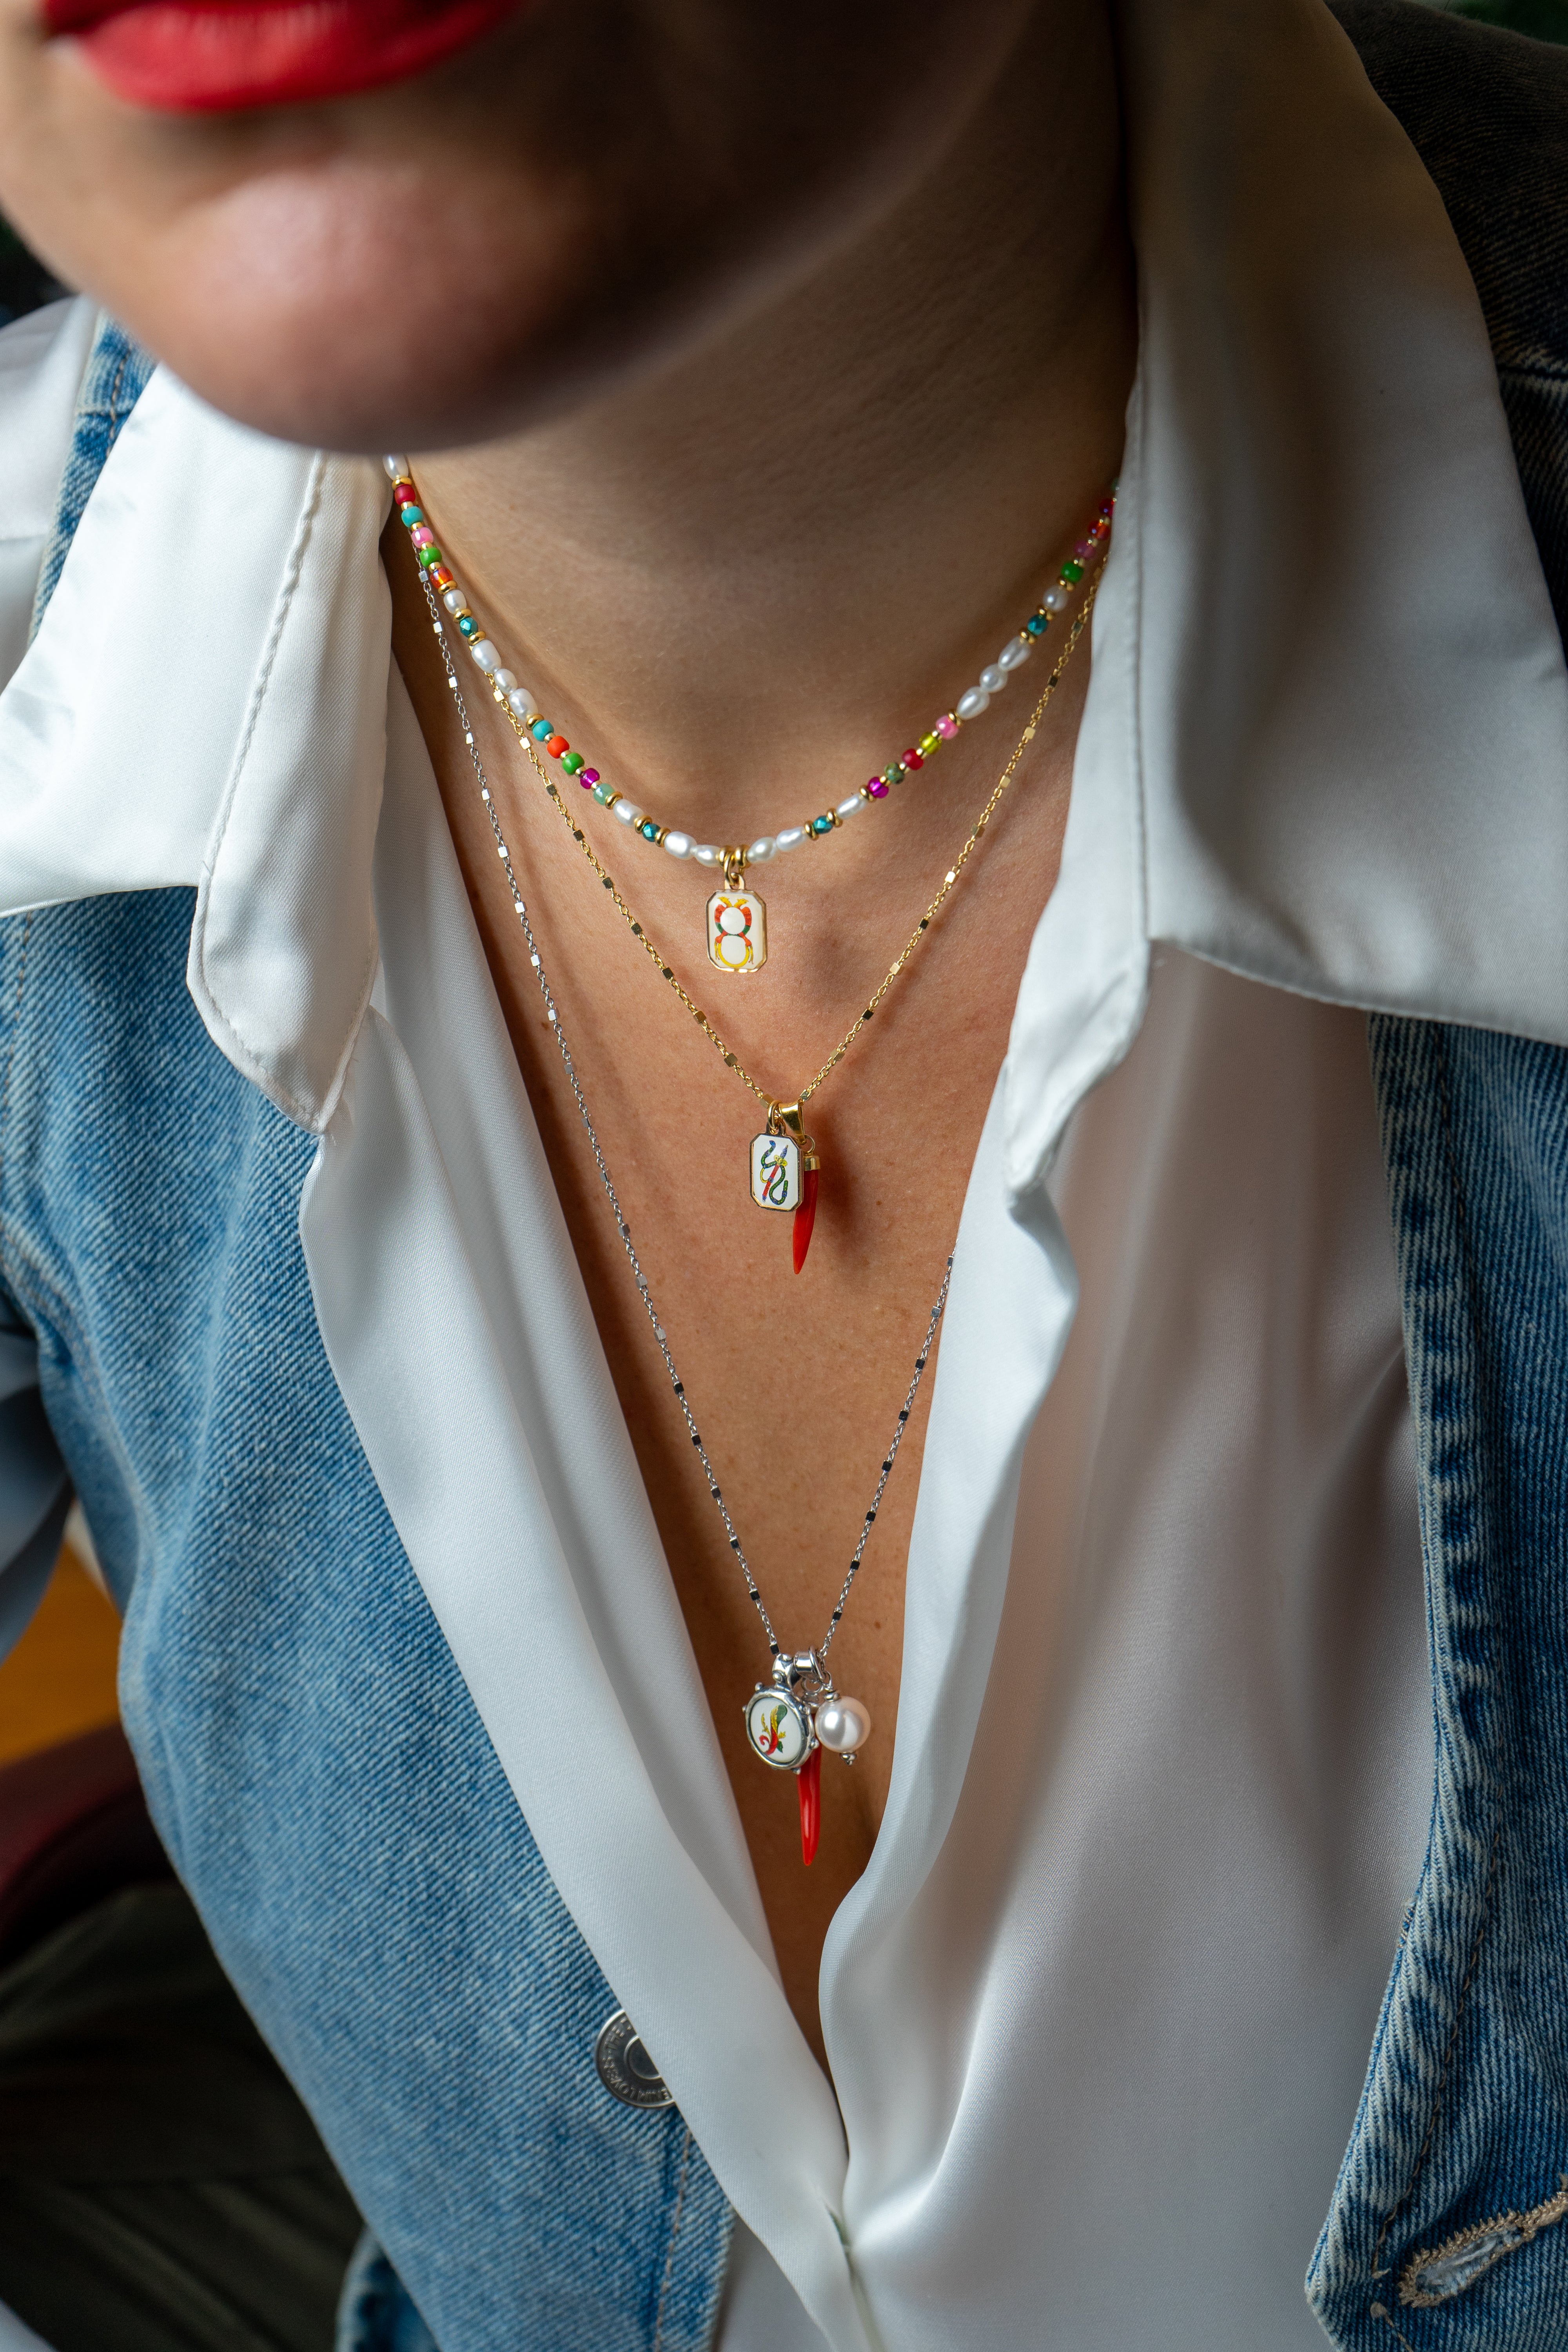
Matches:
[[815, 1695, 871, 1756]]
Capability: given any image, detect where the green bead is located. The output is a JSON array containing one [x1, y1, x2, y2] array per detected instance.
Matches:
[[1060, 559, 1084, 583], [918, 731, 941, 755], [560, 752, 585, 775], [417, 544, 441, 568], [592, 781, 616, 805]]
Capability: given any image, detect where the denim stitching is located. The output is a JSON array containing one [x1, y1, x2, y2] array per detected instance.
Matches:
[[1369, 1783, 1502, 2306], [650, 2126, 693, 2352], [0, 913, 34, 1160], [1369, 2300, 1419, 2352], [1366, 1023, 1507, 2319]]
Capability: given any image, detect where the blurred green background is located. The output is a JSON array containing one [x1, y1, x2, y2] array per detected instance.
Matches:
[[0, 0, 1564, 327]]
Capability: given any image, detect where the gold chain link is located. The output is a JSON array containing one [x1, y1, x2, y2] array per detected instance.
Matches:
[[482, 563, 1103, 1114]]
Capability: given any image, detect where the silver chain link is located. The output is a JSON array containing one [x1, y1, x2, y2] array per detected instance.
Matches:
[[417, 571, 953, 1666]]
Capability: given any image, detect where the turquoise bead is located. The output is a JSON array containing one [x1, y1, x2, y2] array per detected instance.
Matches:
[[530, 719, 553, 742], [592, 781, 615, 804], [1025, 612, 1050, 637], [810, 813, 835, 836], [457, 613, 480, 638], [399, 506, 425, 528], [639, 819, 661, 842]]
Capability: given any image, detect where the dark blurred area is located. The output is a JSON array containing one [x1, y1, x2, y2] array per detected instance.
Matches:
[[0, 0, 1564, 332], [0, 218, 66, 328]]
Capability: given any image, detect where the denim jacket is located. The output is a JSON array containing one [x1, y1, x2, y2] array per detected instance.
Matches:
[[2, 5, 1568, 2348]]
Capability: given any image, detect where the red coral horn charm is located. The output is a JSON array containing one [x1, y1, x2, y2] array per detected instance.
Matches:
[[793, 1167, 818, 1274], [798, 1747, 822, 1866]]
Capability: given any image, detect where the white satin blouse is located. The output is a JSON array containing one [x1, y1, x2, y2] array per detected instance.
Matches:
[[2, 2, 1567, 2348]]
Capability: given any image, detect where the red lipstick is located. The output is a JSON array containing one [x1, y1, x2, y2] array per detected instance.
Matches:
[[47, 0, 526, 111]]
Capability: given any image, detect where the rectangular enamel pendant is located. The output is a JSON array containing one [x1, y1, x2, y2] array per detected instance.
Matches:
[[751, 1130, 801, 1211], [707, 889, 767, 974]]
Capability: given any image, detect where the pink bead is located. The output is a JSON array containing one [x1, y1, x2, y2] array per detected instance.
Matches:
[[581, 768, 599, 787], [936, 714, 959, 740], [409, 524, 435, 548], [1075, 538, 1094, 558], [867, 778, 889, 799]]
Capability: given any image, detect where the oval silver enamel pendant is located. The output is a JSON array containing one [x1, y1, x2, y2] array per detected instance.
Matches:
[[743, 1685, 813, 1770]]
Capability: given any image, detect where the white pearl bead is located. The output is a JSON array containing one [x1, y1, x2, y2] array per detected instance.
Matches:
[[1042, 585, 1070, 612], [383, 454, 409, 479], [815, 1696, 871, 1754], [956, 687, 990, 721], [471, 640, 501, 674], [775, 826, 806, 853], [441, 587, 468, 615], [979, 663, 1007, 694], [663, 830, 693, 859], [612, 800, 643, 826], [998, 635, 1032, 670], [691, 844, 722, 866], [494, 668, 518, 693], [747, 836, 777, 863], [506, 687, 536, 719], [835, 793, 866, 821]]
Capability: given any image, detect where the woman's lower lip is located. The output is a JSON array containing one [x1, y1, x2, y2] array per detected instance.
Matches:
[[51, 0, 526, 111]]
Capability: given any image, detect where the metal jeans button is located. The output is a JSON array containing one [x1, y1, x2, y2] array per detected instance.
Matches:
[[594, 2009, 675, 2109]]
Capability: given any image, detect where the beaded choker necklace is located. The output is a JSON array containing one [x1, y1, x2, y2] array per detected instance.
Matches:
[[385, 453, 1112, 976], [418, 581, 953, 1866]]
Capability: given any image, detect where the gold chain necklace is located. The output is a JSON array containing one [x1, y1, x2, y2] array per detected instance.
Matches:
[[456, 570, 1101, 1265]]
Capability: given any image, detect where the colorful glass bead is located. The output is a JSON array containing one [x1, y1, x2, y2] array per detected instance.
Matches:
[[810, 814, 835, 836], [902, 749, 924, 770], [581, 768, 599, 786], [561, 752, 585, 775], [639, 818, 662, 843], [1024, 612, 1050, 637], [393, 481, 419, 507], [530, 719, 552, 742], [936, 714, 959, 740], [399, 505, 425, 529], [429, 565, 454, 592], [545, 732, 569, 757], [1060, 558, 1085, 583], [866, 777, 889, 799], [457, 613, 481, 638], [417, 546, 441, 569]]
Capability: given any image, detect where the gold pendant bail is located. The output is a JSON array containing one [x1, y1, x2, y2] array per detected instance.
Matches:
[[723, 847, 746, 891]]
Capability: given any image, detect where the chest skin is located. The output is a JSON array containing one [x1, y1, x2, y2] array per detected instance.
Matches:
[[388, 535, 1087, 2064]]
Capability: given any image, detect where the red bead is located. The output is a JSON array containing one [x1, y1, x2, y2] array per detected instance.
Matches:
[[798, 1746, 821, 1866], [545, 733, 569, 758], [902, 748, 923, 769], [793, 1168, 818, 1274], [393, 481, 419, 506], [429, 565, 454, 590]]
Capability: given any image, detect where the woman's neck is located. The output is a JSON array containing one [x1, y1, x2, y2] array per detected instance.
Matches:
[[410, 0, 1135, 846]]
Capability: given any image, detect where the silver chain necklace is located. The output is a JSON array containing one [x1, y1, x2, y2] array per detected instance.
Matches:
[[417, 567, 953, 1864]]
